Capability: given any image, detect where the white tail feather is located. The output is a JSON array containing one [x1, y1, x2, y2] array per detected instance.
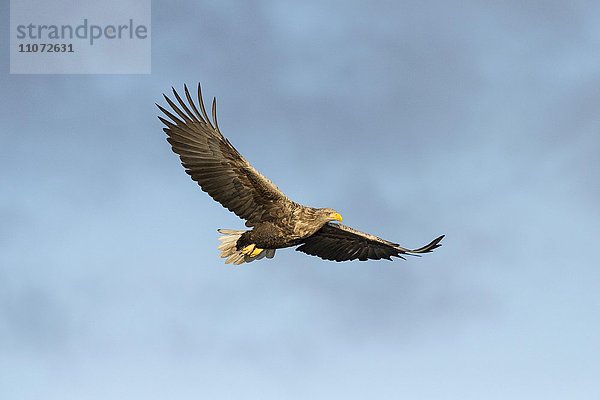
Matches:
[[217, 229, 276, 265]]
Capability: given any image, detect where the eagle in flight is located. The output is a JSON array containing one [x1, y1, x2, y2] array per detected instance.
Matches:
[[157, 84, 444, 265]]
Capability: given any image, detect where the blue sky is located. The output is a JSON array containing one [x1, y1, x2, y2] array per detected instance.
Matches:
[[1, 1, 599, 399]]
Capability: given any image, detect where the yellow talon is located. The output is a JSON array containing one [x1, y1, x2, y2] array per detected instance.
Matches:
[[249, 247, 263, 257], [241, 244, 264, 257], [241, 244, 255, 255]]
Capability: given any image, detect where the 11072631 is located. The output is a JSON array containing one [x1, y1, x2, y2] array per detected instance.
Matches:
[[18, 43, 74, 53]]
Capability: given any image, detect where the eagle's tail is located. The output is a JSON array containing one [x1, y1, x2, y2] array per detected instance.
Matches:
[[217, 229, 276, 265]]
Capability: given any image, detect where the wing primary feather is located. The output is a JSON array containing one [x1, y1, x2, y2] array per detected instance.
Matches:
[[157, 102, 185, 126], [157, 115, 178, 131], [184, 84, 205, 123], [171, 86, 200, 124], [163, 93, 193, 124], [197, 83, 214, 130], [212, 97, 221, 133], [402, 235, 445, 254]]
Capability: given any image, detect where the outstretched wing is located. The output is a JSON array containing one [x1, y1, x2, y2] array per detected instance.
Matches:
[[157, 84, 294, 226], [296, 222, 444, 262]]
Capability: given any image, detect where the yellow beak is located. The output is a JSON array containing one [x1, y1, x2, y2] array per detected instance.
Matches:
[[331, 212, 343, 222]]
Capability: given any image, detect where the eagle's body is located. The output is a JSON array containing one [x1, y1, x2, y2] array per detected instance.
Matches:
[[157, 84, 443, 264]]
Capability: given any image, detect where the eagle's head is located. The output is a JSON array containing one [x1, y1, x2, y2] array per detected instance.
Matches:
[[318, 207, 343, 223]]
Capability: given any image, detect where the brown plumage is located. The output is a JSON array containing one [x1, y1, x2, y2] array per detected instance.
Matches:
[[157, 83, 444, 264]]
